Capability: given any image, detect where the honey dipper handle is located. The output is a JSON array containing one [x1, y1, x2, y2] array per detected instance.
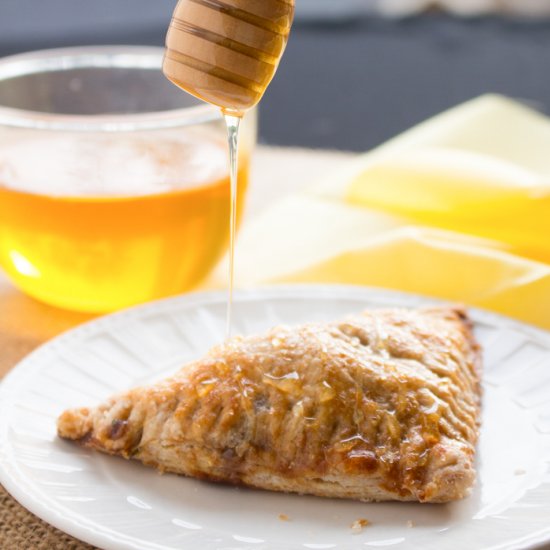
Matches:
[[163, 0, 295, 113]]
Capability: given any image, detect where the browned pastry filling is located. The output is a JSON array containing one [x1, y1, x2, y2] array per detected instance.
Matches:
[[58, 306, 481, 503]]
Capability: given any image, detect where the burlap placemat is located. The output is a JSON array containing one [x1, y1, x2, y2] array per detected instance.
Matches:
[[0, 484, 96, 549]]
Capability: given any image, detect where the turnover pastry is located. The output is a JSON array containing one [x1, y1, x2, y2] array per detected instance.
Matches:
[[58, 306, 481, 503]]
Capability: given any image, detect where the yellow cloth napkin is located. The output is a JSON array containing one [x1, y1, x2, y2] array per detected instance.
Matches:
[[342, 94, 550, 264], [211, 95, 550, 330]]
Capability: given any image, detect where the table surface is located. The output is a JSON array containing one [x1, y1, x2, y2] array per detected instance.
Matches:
[[0, 145, 355, 549]]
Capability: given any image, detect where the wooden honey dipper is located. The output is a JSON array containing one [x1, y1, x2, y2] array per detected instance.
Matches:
[[163, 0, 295, 115]]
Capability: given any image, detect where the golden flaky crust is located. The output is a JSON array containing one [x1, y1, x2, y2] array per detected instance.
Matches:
[[58, 306, 482, 503]]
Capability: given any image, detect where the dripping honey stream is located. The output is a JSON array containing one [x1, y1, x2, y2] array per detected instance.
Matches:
[[163, 0, 295, 337]]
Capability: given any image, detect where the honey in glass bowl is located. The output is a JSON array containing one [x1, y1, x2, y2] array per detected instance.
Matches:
[[0, 46, 255, 313]]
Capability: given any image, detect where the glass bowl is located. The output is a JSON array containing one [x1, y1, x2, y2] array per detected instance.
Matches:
[[0, 46, 256, 313]]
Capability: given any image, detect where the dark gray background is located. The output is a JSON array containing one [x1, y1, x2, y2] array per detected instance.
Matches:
[[1, 1, 549, 151]]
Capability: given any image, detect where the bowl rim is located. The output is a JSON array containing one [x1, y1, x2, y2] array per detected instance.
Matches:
[[0, 45, 221, 132]]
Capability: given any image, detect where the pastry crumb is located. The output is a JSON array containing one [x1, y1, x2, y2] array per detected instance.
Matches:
[[278, 513, 290, 521], [406, 520, 415, 528], [514, 468, 526, 476], [351, 518, 370, 534]]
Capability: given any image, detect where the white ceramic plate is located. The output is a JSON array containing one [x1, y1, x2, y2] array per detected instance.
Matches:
[[1, 286, 550, 550]]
